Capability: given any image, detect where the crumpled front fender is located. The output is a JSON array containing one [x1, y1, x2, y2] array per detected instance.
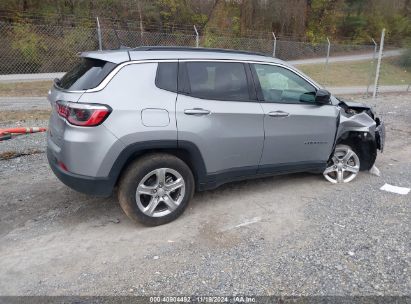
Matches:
[[336, 111, 377, 141]]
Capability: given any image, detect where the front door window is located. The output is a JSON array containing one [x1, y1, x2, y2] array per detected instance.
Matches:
[[253, 64, 317, 103]]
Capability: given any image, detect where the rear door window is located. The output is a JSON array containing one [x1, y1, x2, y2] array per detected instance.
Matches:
[[184, 62, 250, 101], [57, 58, 116, 91], [155, 62, 178, 92]]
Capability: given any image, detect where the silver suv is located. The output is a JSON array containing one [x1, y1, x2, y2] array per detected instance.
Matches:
[[47, 47, 385, 226]]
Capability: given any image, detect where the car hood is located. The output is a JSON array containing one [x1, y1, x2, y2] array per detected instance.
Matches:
[[337, 98, 371, 110]]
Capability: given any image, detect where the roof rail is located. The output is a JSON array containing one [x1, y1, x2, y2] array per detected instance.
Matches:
[[131, 46, 269, 57]]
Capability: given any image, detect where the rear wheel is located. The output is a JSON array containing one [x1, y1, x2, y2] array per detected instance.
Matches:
[[118, 153, 194, 226], [323, 144, 360, 184]]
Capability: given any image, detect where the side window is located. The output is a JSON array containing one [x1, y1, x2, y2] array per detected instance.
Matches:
[[155, 62, 178, 92], [185, 62, 250, 101], [253, 64, 317, 103]]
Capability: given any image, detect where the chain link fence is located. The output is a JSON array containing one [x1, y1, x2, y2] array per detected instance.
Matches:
[[0, 21, 409, 95], [378, 48, 411, 92], [101, 28, 197, 50], [0, 23, 97, 75]]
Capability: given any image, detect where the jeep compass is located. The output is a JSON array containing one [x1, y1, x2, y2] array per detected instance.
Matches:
[[47, 47, 385, 226]]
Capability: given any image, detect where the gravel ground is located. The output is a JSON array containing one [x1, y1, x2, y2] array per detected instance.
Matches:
[[0, 93, 410, 296], [0, 120, 48, 157], [0, 97, 49, 111]]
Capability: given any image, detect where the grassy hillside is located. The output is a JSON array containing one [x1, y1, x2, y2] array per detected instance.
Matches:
[[298, 57, 411, 87]]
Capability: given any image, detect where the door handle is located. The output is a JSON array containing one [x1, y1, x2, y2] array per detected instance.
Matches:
[[184, 108, 211, 116], [268, 111, 290, 118]]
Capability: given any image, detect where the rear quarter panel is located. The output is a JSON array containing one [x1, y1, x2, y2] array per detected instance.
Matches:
[[79, 62, 178, 144], [78, 62, 178, 176]]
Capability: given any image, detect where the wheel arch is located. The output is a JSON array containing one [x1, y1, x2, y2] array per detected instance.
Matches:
[[107, 140, 207, 191], [335, 131, 377, 171]]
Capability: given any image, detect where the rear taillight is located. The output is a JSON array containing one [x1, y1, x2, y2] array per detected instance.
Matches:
[[56, 101, 111, 127]]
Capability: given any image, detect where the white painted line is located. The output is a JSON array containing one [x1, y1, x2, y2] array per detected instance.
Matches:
[[380, 183, 410, 195]]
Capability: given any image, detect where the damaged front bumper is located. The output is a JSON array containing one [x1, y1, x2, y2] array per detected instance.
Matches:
[[375, 118, 385, 152], [336, 98, 385, 153]]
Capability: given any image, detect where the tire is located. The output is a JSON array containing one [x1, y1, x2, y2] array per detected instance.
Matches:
[[323, 144, 361, 184], [118, 153, 195, 226], [358, 141, 377, 171]]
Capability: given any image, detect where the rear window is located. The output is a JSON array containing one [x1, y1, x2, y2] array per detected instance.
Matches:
[[57, 58, 116, 90]]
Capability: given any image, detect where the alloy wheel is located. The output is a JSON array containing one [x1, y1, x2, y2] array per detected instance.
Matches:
[[323, 145, 360, 184], [135, 168, 186, 217]]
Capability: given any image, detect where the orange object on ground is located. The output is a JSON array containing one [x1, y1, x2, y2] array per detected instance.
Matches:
[[0, 127, 47, 141], [0, 127, 47, 136]]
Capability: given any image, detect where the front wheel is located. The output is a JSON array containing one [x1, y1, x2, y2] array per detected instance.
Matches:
[[118, 153, 194, 226], [323, 144, 360, 184]]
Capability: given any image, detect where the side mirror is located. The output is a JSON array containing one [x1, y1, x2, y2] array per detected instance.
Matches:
[[315, 89, 331, 104]]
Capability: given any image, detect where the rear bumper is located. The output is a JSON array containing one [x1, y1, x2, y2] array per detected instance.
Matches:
[[47, 148, 114, 197]]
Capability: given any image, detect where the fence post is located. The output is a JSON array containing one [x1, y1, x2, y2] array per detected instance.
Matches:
[[366, 38, 378, 98], [373, 28, 385, 100], [272, 32, 277, 57], [96, 17, 102, 51], [140, 26, 144, 44], [372, 38, 378, 60], [194, 25, 199, 48], [324, 37, 331, 86]]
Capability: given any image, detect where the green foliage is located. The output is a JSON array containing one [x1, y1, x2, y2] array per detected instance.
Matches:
[[1, 0, 411, 45], [385, 14, 411, 43], [11, 23, 47, 66], [202, 30, 219, 48], [192, 14, 208, 28], [58, 28, 95, 66], [306, 0, 346, 42], [306, 0, 411, 44], [157, 0, 199, 31]]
